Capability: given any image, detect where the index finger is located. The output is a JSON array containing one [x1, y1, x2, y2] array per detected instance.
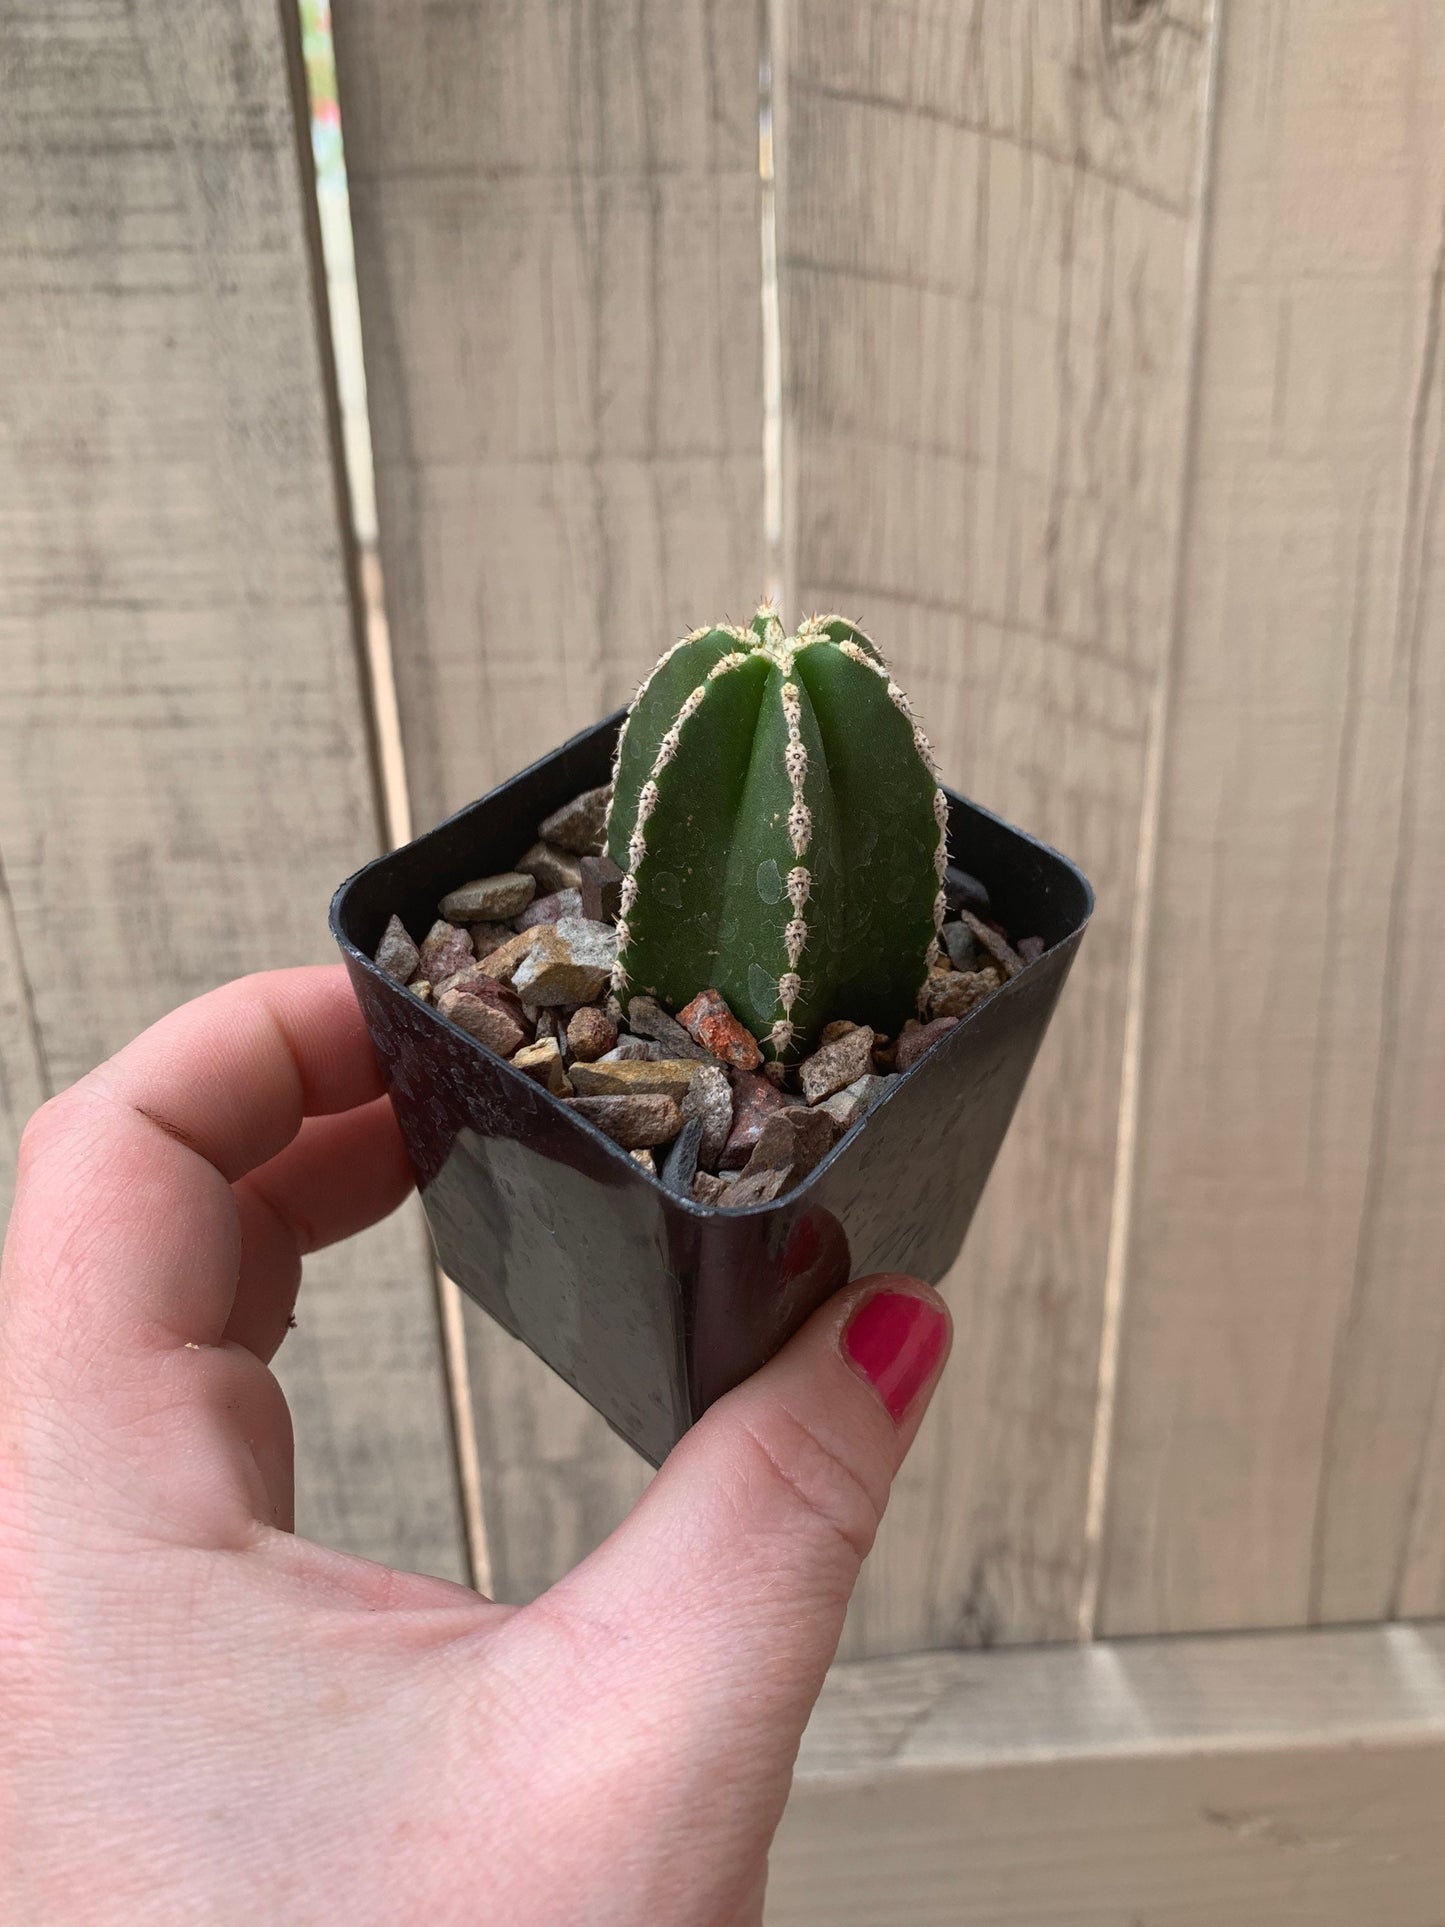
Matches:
[[2, 967, 389, 1364], [91, 963, 388, 1183]]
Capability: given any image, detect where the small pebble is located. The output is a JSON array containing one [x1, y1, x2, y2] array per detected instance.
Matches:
[[625, 996, 715, 1063], [471, 925, 544, 984], [409, 980, 433, 1004], [894, 1017, 959, 1073], [692, 1170, 736, 1206], [944, 866, 992, 918], [539, 784, 611, 856], [630, 1148, 657, 1175], [728, 1110, 836, 1206], [511, 1035, 573, 1096], [512, 918, 617, 1007], [925, 967, 1001, 1021], [818, 1072, 894, 1130], [566, 1092, 683, 1150], [958, 909, 1024, 980], [468, 921, 515, 957], [678, 988, 763, 1071], [598, 1038, 673, 1064], [580, 853, 625, 924], [439, 872, 536, 923], [942, 920, 987, 973], [1017, 935, 1046, 965], [681, 1063, 732, 1170], [819, 1019, 858, 1045], [437, 984, 528, 1058], [661, 1113, 705, 1196], [517, 888, 582, 932], [517, 841, 583, 895], [374, 914, 419, 983], [417, 918, 473, 986], [569, 1058, 699, 1101], [567, 1006, 618, 1063], [799, 1025, 876, 1105], [720, 1068, 790, 1169]]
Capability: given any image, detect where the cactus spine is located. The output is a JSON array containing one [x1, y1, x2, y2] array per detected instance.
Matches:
[[606, 608, 948, 1058]]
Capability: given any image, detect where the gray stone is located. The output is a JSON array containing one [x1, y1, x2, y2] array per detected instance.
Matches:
[[517, 887, 582, 931], [511, 918, 617, 1007], [538, 783, 611, 856], [661, 1113, 705, 1196], [598, 1037, 672, 1064], [818, 1072, 894, 1131], [417, 919, 473, 986], [1018, 935, 1046, 965], [625, 995, 715, 1063], [566, 1093, 683, 1149], [944, 866, 992, 919], [467, 921, 515, 958], [374, 913, 419, 984], [941, 919, 987, 973], [681, 1062, 732, 1170], [517, 841, 583, 895], [470, 926, 543, 984], [438, 872, 536, 922], [799, 1025, 876, 1104]]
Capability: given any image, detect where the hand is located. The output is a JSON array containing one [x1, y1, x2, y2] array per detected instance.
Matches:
[[0, 968, 950, 1927]]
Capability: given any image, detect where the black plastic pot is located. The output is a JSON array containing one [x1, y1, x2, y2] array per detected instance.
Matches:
[[333, 711, 1092, 1466]]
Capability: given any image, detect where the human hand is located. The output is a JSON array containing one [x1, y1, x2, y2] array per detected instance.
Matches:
[[0, 967, 950, 1926]]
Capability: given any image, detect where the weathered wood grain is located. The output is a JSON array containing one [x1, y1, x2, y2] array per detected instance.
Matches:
[[0, 861, 48, 1231], [0, 0, 465, 1581], [333, 0, 768, 830], [777, 0, 1216, 1651], [332, 0, 764, 1594], [770, 1623, 1445, 1926], [1101, 0, 1445, 1634]]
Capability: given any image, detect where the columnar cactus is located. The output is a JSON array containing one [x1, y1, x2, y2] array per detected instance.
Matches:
[[606, 607, 949, 1059]]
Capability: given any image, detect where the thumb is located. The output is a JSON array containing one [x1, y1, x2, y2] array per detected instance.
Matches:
[[544, 1272, 951, 1749]]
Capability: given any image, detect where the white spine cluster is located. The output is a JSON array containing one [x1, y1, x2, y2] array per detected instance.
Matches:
[[776, 680, 813, 1040]]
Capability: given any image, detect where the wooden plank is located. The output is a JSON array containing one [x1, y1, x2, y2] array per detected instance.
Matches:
[[0, 0, 465, 1582], [0, 860, 48, 1230], [770, 1624, 1445, 1925], [332, 0, 765, 1597], [777, 1, 1217, 1651], [1101, 0, 1445, 1634]]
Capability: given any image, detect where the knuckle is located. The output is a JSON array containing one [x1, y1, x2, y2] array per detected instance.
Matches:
[[736, 1404, 881, 1569], [15, 1090, 82, 1179]]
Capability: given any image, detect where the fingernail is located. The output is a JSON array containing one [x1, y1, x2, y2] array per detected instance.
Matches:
[[841, 1289, 948, 1425]]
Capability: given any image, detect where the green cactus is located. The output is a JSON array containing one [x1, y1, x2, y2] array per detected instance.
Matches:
[[605, 606, 949, 1059]]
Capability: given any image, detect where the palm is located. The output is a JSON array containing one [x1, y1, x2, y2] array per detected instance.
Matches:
[[1, 968, 945, 1925]]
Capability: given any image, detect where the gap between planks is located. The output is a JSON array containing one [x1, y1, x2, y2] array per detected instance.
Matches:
[[301, 23, 493, 1594], [1076, 0, 1227, 1639]]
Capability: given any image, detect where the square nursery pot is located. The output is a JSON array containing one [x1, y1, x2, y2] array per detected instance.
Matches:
[[333, 711, 1093, 1467]]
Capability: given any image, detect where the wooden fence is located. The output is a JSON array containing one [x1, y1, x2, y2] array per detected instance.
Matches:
[[4, 1, 1445, 1916]]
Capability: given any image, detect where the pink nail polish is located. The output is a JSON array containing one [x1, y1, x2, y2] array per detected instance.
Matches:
[[842, 1290, 948, 1424]]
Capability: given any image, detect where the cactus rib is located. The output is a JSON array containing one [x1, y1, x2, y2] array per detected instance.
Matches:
[[607, 608, 948, 1058]]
